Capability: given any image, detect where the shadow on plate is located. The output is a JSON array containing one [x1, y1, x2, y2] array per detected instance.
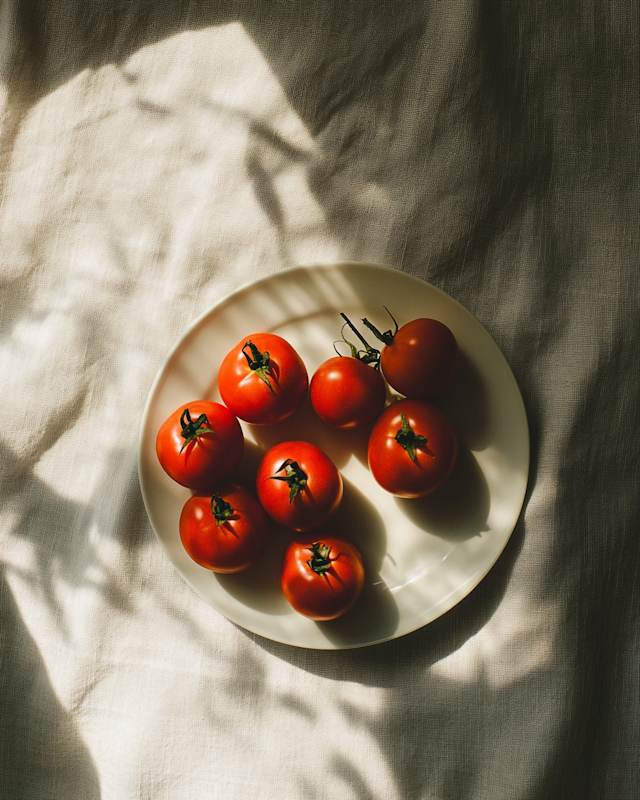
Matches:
[[314, 575, 399, 648], [215, 473, 398, 644], [247, 393, 372, 470], [439, 350, 492, 452], [214, 522, 292, 616], [394, 443, 490, 542]]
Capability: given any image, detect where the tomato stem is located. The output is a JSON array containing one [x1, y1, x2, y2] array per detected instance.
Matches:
[[361, 307, 399, 346], [395, 412, 427, 462], [210, 494, 234, 526], [269, 459, 307, 503], [242, 340, 275, 393], [306, 542, 333, 575], [179, 408, 215, 453], [339, 313, 381, 367]]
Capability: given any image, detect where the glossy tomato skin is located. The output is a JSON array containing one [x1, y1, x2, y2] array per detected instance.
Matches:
[[179, 483, 270, 573], [368, 398, 457, 498], [218, 333, 308, 425], [310, 357, 386, 429], [381, 318, 458, 398], [156, 401, 243, 490], [256, 441, 343, 532], [281, 533, 365, 620]]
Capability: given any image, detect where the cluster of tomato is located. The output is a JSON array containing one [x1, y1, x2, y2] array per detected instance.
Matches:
[[156, 309, 459, 622]]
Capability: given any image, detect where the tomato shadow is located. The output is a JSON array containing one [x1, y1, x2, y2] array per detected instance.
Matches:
[[211, 437, 288, 614], [439, 350, 492, 452], [246, 393, 372, 470], [307, 474, 399, 648], [313, 574, 399, 648], [394, 443, 490, 542], [232, 437, 268, 488], [215, 473, 399, 644], [214, 521, 293, 616]]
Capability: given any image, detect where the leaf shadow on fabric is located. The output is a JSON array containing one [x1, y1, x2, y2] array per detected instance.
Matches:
[[0, 569, 102, 800], [1, 441, 153, 638]]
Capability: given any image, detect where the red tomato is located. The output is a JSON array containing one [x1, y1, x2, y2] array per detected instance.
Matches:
[[368, 398, 457, 498], [218, 333, 308, 425], [179, 483, 270, 573], [281, 534, 365, 620], [256, 441, 343, 532], [310, 356, 386, 429], [363, 311, 458, 398], [156, 401, 243, 490]]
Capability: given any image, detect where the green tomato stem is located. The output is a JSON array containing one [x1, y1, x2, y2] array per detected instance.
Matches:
[[339, 313, 381, 367], [269, 459, 307, 503], [395, 412, 427, 462], [179, 408, 215, 453], [361, 306, 399, 346], [306, 542, 333, 576], [210, 494, 234, 527], [242, 340, 275, 393]]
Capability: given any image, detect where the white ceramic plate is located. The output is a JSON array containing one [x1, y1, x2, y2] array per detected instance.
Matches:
[[139, 262, 529, 649]]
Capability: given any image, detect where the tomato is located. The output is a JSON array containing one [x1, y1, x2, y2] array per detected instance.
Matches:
[[309, 311, 386, 429], [180, 483, 270, 573], [156, 400, 243, 490], [362, 310, 458, 398], [368, 398, 457, 498], [310, 357, 386, 429], [218, 333, 308, 425], [256, 441, 343, 532], [281, 534, 365, 620]]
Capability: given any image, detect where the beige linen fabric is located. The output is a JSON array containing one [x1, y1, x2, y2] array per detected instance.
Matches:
[[1, 3, 638, 799]]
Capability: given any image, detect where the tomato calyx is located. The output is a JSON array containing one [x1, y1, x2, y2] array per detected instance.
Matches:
[[210, 494, 234, 527], [361, 306, 399, 346], [395, 412, 429, 462], [269, 459, 308, 502], [306, 542, 333, 576], [242, 340, 275, 393], [179, 408, 215, 453], [337, 312, 381, 368]]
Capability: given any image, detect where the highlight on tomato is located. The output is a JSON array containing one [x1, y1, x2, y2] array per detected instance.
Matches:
[[256, 440, 343, 532], [367, 398, 458, 498], [156, 400, 244, 489], [179, 483, 270, 573], [218, 333, 308, 425], [362, 308, 458, 398], [310, 313, 386, 430], [281, 533, 365, 620]]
